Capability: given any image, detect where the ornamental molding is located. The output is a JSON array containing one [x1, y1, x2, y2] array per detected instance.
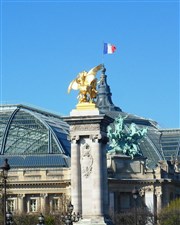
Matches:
[[7, 181, 71, 188], [81, 143, 93, 178], [17, 194, 25, 199], [70, 135, 80, 143], [144, 186, 153, 192], [139, 188, 145, 197], [91, 134, 102, 142], [40, 193, 48, 198], [155, 188, 162, 197], [70, 124, 100, 132]]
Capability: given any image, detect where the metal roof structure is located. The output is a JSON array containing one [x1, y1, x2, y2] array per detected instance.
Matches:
[[0, 104, 70, 168]]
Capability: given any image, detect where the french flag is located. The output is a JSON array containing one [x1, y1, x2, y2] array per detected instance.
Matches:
[[103, 43, 116, 54]]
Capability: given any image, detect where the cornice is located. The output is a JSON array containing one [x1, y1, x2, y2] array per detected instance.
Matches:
[[5, 180, 71, 188]]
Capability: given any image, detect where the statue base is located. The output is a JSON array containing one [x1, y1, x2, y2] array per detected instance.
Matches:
[[70, 103, 100, 116], [77, 217, 113, 225], [76, 102, 97, 110]]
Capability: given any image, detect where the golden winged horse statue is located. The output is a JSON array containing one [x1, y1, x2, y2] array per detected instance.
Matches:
[[68, 64, 103, 104]]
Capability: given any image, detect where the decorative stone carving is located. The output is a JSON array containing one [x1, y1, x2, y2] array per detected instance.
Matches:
[[155, 188, 162, 197], [81, 143, 93, 178], [144, 186, 153, 192], [70, 124, 99, 132], [40, 193, 48, 198], [71, 135, 80, 143], [139, 188, 145, 197], [91, 134, 102, 142], [17, 194, 25, 199]]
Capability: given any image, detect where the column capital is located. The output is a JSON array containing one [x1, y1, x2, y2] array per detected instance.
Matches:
[[90, 134, 108, 143], [139, 188, 145, 197], [40, 193, 48, 198], [155, 188, 162, 197], [71, 135, 80, 143], [17, 194, 25, 199], [144, 186, 153, 192], [91, 134, 102, 142]]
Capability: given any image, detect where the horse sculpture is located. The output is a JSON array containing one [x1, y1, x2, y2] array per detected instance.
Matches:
[[68, 64, 102, 103]]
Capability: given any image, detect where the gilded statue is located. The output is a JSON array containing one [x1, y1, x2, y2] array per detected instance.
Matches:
[[68, 64, 103, 103]]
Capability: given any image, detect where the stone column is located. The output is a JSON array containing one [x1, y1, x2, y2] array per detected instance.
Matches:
[[40, 193, 48, 213], [144, 187, 154, 214], [64, 113, 113, 225], [71, 135, 82, 214], [155, 188, 162, 215], [102, 138, 109, 215], [92, 135, 103, 216], [17, 194, 25, 214]]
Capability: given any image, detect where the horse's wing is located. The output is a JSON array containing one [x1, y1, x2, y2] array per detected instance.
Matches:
[[68, 79, 79, 93], [86, 64, 103, 85], [87, 64, 103, 76]]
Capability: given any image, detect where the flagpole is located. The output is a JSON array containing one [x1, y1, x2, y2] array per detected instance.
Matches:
[[102, 41, 105, 67]]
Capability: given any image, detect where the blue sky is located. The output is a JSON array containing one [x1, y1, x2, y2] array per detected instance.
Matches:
[[0, 0, 179, 128]]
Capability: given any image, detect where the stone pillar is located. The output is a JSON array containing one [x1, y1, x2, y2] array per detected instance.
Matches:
[[17, 194, 25, 214], [64, 112, 113, 225], [71, 135, 82, 214], [102, 138, 109, 216], [155, 188, 162, 215], [145, 187, 154, 214], [92, 135, 103, 216], [40, 193, 48, 213]]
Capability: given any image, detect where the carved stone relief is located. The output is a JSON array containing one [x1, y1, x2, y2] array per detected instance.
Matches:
[[70, 124, 99, 132], [81, 143, 93, 178]]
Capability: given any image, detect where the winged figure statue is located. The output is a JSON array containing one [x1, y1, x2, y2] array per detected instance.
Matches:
[[68, 64, 103, 103]]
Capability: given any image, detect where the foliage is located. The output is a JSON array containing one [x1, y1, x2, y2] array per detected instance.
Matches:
[[44, 215, 55, 225], [111, 207, 155, 225], [0, 213, 64, 225], [107, 115, 147, 158], [158, 198, 180, 225], [13, 214, 37, 225]]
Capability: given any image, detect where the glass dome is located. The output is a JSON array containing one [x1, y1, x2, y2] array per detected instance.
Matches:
[[0, 104, 70, 168]]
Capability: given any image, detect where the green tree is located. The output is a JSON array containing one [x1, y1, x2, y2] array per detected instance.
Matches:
[[13, 214, 37, 225], [111, 207, 154, 225], [44, 215, 55, 225], [159, 198, 180, 225]]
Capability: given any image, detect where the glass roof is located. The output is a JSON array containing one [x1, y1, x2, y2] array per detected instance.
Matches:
[[160, 129, 180, 161], [0, 102, 179, 170], [0, 105, 70, 160]]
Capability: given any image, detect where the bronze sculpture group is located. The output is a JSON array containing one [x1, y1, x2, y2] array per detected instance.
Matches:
[[107, 115, 147, 158]]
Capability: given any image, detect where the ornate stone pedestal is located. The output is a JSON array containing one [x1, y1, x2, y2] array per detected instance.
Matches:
[[64, 109, 113, 225]]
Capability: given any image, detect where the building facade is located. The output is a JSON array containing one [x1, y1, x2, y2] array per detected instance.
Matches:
[[0, 69, 180, 218]]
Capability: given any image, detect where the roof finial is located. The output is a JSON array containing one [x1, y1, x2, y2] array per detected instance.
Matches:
[[102, 64, 106, 74]]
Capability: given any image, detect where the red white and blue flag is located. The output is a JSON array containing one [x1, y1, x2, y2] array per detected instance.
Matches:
[[103, 43, 116, 54]]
